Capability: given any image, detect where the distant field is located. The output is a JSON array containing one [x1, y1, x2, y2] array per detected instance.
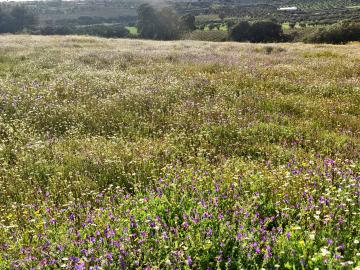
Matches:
[[347, 5, 360, 8], [125, 26, 138, 35], [195, 14, 221, 23], [0, 36, 359, 269]]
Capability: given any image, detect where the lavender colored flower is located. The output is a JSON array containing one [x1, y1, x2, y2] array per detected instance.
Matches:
[[186, 256, 192, 266], [75, 261, 85, 270]]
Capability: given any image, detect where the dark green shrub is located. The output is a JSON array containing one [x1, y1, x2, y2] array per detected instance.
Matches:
[[303, 22, 360, 44], [229, 21, 283, 43], [228, 21, 251, 41], [249, 21, 283, 42]]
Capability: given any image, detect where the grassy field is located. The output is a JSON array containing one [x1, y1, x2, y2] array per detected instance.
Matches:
[[0, 35, 359, 269]]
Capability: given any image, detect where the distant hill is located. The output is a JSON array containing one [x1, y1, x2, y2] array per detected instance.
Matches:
[[1, 0, 359, 32]]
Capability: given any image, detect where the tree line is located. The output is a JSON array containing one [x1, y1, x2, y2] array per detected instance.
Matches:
[[38, 24, 130, 38], [136, 4, 284, 43], [0, 4, 359, 45], [0, 6, 37, 33], [136, 4, 360, 44]]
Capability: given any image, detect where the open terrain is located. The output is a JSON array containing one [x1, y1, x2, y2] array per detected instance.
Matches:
[[0, 36, 359, 269]]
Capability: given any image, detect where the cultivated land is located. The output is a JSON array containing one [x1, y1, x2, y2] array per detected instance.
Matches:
[[0, 36, 359, 269]]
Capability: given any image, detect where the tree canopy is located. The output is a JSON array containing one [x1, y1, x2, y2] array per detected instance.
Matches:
[[137, 4, 194, 40], [229, 20, 284, 43], [0, 6, 37, 33]]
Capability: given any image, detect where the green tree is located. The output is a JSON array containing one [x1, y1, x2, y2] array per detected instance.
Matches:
[[228, 21, 251, 41], [0, 6, 37, 33], [229, 21, 283, 43], [248, 21, 283, 42], [10, 6, 37, 32], [0, 9, 14, 33], [158, 7, 180, 40], [137, 4, 179, 40], [137, 3, 159, 39], [180, 14, 196, 32]]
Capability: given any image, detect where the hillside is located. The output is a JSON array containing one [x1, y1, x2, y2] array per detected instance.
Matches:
[[6, 0, 360, 27], [0, 36, 359, 269]]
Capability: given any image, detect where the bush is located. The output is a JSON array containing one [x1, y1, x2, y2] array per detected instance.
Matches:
[[254, 45, 287, 54], [229, 21, 251, 42], [229, 21, 284, 43], [249, 21, 284, 42], [303, 22, 360, 44]]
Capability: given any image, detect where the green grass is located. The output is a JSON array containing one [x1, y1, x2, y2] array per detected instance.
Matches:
[[0, 35, 359, 269], [203, 23, 228, 32], [183, 30, 228, 41], [126, 26, 138, 35], [196, 14, 221, 23], [347, 5, 360, 9], [282, 23, 291, 30]]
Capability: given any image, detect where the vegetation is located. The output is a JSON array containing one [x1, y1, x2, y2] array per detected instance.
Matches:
[[38, 24, 129, 38], [229, 21, 284, 43], [137, 4, 178, 40], [0, 35, 359, 269], [137, 4, 194, 40], [0, 6, 36, 33], [228, 21, 252, 42], [302, 21, 360, 44], [184, 29, 228, 42], [1, 2, 359, 44]]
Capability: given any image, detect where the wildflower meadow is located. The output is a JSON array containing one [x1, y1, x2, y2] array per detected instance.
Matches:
[[0, 36, 359, 269]]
